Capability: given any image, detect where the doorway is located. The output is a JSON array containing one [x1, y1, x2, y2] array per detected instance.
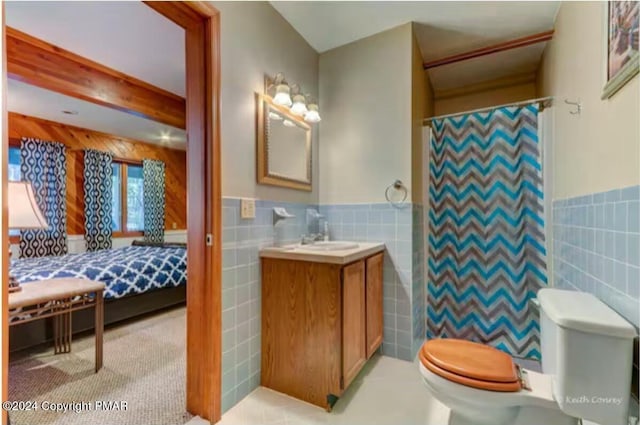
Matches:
[[1, 2, 222, 424]]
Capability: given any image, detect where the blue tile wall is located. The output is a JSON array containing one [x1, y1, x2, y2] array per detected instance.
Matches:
[[222, 197, 426, 412], [553, 185, 640, 328], [221, 198, 318, 412], [319, 202, 418, 361], [411, 204, 427, 358]]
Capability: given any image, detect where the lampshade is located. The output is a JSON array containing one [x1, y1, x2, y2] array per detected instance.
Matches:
[[8, 181, 48, 230], [290, 94, 308, 116], [273, 84, 292, 107], [304, 104, 321, 123]]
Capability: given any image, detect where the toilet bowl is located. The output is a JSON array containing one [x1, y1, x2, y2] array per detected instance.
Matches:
[[417, 290, 636, 425], [418, 340, 579, 425]]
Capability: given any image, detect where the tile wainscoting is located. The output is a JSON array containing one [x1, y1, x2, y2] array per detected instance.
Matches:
[[411, 204, 427, 359], [552, 185, 639, 327], [319, 202, 426, 361], [221, 198, 428, 411], [221, 198, 318, 412]]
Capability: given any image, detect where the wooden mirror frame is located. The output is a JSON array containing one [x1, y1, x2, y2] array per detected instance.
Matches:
[[256, 93, 312, 192]]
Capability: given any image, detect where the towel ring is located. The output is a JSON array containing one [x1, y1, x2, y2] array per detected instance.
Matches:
[[385, 180, 408, 207]]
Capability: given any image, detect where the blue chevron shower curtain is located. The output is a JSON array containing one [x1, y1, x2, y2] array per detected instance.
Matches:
[[427, 104, 546, 359]]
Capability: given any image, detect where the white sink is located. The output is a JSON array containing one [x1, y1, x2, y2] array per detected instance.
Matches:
[[300, 241, 359, 251]]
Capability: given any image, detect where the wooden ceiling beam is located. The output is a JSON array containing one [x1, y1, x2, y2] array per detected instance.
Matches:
[[6, 26, 186, 129], [423, 30, 554, 70]]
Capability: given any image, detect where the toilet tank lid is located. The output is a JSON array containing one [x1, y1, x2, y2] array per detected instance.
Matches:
[[538, 288, 637, 339]]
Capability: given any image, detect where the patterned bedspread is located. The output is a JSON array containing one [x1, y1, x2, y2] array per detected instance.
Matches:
[[10, 246, 187, 299]]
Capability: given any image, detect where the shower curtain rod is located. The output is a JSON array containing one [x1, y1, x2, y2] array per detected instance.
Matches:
[[422, 96, 554, 126]]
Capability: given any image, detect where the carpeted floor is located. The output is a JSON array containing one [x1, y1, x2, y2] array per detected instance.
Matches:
[[9, 307, 192, 425]]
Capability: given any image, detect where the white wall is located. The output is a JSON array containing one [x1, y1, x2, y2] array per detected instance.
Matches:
[[433, 81, 537, 117], [411, 26, 427, 205], [318, 23, 413, 204], [537, 1, 640, 200], [214, 1, 319, 204]]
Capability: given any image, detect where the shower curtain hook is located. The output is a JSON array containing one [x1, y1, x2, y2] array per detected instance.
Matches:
[[564, 98, 582, 115]]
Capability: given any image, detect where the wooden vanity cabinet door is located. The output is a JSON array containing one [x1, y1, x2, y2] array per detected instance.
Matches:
[[341, 260, 366, 390], [365, 253, 384, 358]]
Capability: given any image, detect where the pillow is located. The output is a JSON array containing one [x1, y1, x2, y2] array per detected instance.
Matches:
[[131, 240, 187, 248]]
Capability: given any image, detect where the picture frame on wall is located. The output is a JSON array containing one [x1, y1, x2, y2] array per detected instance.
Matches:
[[602, 0, 639, 99]]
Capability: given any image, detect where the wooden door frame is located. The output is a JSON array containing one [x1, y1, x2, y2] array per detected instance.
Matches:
[[1, 1, 222, 423], [2, 2, 9, 424], [142, 2, 222, 422]]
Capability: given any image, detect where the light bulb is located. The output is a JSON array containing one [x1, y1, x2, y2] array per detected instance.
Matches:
[[290, 94, 308, 116], [283, 119, 296, 128], [304, 104, 321, 123], [273, 84, 292, 107], [268, 111, 283, 121]]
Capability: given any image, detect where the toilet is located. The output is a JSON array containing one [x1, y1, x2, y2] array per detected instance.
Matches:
[[419, 288, 637, 425]]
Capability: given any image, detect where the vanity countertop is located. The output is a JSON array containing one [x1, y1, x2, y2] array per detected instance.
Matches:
[[259, 242, 385, 265]]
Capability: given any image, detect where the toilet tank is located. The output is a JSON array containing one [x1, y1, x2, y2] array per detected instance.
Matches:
[[538, 288, 637, 425]]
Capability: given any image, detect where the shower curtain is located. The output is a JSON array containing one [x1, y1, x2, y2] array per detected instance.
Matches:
[[427, 104, 547, 359]]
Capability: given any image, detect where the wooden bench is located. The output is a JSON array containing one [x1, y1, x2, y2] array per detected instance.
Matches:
[[9, 278, 105, 372]]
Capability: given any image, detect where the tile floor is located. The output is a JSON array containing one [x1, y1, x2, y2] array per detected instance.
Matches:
[[199, 355, 623, 425], [217, 355, 450, 425]]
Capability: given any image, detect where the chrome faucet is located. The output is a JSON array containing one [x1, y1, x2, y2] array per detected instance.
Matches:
[[301, 233, 324, 245]]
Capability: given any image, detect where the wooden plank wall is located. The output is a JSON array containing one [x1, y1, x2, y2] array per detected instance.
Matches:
[[8, 113, 187, 235]]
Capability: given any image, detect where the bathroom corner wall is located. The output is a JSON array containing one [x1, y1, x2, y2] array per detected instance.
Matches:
[[318, 23, 428, 361], [411, 204, 427, 358], [411, 28, 430, 359], [318, 23, 413, 205], [553, 187, 639, 327], [215, 1, 319, 205], [319, 203, 414, 360], [214, 1, 320, 412], [538, 1, 639, 328], [221, 199, 317, 411]]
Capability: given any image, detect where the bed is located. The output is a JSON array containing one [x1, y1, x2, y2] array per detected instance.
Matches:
[[10, 245, 187, 299], [9, 245, 188, 352]]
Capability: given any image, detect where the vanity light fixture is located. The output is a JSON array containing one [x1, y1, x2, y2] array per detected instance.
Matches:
[[268, 111, 283, 121], [273, 83, 292, 107], [290, 94, 308, 116], [265, 73, 320, 124], [304, 103, 321, 123]]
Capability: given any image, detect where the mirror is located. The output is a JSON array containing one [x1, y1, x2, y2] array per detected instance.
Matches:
[[257, 94, 312, 191]]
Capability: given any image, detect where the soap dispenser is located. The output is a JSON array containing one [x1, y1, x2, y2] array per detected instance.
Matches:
[[323, 221, 329, 241]]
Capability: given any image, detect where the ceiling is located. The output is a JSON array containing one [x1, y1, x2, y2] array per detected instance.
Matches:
[[428, 43, 546, 92], [6, 1, 186, 149], [8, 80, 187, 149], [271, 1, 560, 90], [6, 1, 185, 96]]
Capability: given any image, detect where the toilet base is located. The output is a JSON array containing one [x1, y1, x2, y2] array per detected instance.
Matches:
[[447, 406, 580, 425]]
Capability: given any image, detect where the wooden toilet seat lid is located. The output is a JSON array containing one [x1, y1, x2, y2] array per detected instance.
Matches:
[[420, 339, 522, 392]]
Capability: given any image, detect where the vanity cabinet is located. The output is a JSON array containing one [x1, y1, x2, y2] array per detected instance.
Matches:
[[365, 253, 384, 358], [260, 248, 384, 410], [341, 260, 367, 389]]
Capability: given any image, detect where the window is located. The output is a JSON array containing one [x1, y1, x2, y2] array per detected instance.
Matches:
[[112, 161, 144, 234], [9, 147, 21, 237], [9, 146, 21, 182]]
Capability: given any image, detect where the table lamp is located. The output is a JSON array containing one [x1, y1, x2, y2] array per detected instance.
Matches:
[[8, 181, 48, 293]]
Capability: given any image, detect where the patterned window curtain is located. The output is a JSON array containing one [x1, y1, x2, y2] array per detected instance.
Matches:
[[19, 138, 68, 258], [84, 150, 113, 251], [427, 104, 547, 359], [143, 159, 166, 243]]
